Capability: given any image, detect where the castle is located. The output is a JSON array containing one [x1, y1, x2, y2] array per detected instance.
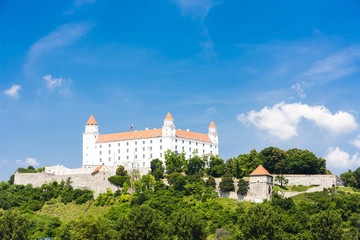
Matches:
[[83, 112, 219, 172]]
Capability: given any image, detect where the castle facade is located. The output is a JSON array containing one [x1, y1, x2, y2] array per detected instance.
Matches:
[[83, 112, 219, 171]]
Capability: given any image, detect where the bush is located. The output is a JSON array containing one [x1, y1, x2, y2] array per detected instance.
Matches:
[[108, 176, 130, 187], [219, 175, 234, 192]]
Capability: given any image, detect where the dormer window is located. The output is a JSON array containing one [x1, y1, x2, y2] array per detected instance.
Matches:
[[131, 136, 134, 139], [140, 135, 143, 138], [180, 134, 183, 137], [105, 139, 108, 142], [157, 134, 160, 136], [150, 134, 153, 137], [194, 137, 196, 139], [200, 138, 202, 141], [124, 137, 127, 140], [187, 136, 189, 138], [115, 138, 118, 141]]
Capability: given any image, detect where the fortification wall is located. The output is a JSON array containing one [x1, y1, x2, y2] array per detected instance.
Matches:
[[273, 174, 342, 187], [14, 172, 119, 198]]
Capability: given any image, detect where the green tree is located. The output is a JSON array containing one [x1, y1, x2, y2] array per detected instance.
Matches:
[[118, 205, 165, 240], [239, 204, 284, 240], [169, 209, 207, 240], [232, 158, 243, 178], [108, 175, 130, 187], [167, 172, 187, 191], [8, 174, 14, 185], [340, 170, 359, 188], [224, 158, 234, 176], [150, 159, 165, 180], [116, 165, 128, 176], [237, 178, 249, 195], [208, 156, 225, 177], [205, 176, 216, 188], [0, 210, 29, 240], [71, 215, 113, 240], [310, 210, 343, 240], [140, 174, 156, 190], [275, 175, 289, 188], [165, 150, 185, 174], [219, 174, 234, 192], [184, 155, 205, 175]]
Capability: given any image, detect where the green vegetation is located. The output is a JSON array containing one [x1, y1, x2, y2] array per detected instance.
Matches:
[[3, 148, 360, 239], [273, 185, 320, 192]]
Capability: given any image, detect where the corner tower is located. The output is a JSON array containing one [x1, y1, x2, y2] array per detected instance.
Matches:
[[83, 115, 100, 168], [162, 112, 176, 137], [208, 121, 218, 144], [248, 165, 272, 202]]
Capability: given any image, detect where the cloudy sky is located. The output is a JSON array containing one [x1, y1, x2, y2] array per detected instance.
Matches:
[[1, 0, 360, 180]]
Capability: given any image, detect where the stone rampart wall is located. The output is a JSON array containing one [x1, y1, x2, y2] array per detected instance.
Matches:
[[14, 172, 119, 198], [273, 174, 342, 187]]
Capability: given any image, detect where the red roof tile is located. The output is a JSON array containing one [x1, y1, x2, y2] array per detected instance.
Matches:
[[86, 115, 97, 125], [250, 165, 271, 176]]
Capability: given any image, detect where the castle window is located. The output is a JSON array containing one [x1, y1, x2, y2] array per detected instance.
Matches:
[[203, 144, 205, 147], [150, 140, 152, 143], [182, 140, 184, 143], [100, 145, 102, 148], [143, 147, 145, 151], [210, 151, 212, 154], [109, 157, 111, 161], [182, 147, 184, 151], [118, 157, 120, 160], [189, 148, 191, 152], [118, 143, 120, 147], [150, 134, 153, 137], [196, 142, 198, 146], [160, 139, 162, 143], [189, 155, 192, 158], [131, 136, 134, 139], [189, 141, 191, 145], [135, 141, 137, 145], [100, 158, 102, 162], [100, 151, 102, 155], [127, 142, 129, 146], [135, 148, 137, 152], [143, 154, 145, 158], [135, 155, 137, 159], [127, 156, 129, 159], [150, 154, 153, 158], [150, 147, 152, 151], [143, 141, 145, 144], [160, 146, 162, 150], [175, 145, 177, 150], [203, 150, 205, 154], [124, 137, 126, 140], [200, 138, 202, 141], [109, 150, 111, 154], [143, 162, 145, 166], [109, 144, 111, 147], [157, 133, 160, 136], [160, 153, 162, 157], [126, 149, 129, 153], [175, 139, 177, 142], [210, 145, 212, 148], [115, 138, 118, 141]]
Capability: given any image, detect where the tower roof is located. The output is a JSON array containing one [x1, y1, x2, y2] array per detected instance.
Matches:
[[165, 112, 173, 120], [209, 121, 216, 128], [86, 115, 97, 125], [250, 165, 271, 176]]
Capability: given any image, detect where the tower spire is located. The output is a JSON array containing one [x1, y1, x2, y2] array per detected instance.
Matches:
[[86, 115, 97, 125]]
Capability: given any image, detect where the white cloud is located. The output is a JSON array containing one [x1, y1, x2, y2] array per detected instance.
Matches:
[[238, 102, 358, 140], [291, 82, 306, 99], [172, 0, 218, 19], [4, 85, 21, 98], [351, 134, 360, 149], [16, 157, 40, 167], [24, 22, 93, 74], [325, 147, 360, 169], [43, 74, 72, 95], [305, 45, 360, 84]]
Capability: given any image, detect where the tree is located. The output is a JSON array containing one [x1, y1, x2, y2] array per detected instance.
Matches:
[[150, 159, 165, 180], [205, 176, 216, 188], [71, 215, 113, 240], [0, 210, 29, 240], [275, 175, 289, 188], [224, 158, 234, 176], [340, 170, 359, 188], [140, 174, 156, 190], [237, 178, 249, 195], [232, 158, 243, 178], [165, 150, 185, 174], [108, 175, 130, 187], [118, 205, 164, 240], [184, 155, 205, 175], [310, 210, 343, 240], [239, 204, 284, 240], [219, 174, 234, 192], [116, 165, 128, 176], [8, 175, 14, 185], [169, 209, 207, 240], [208, 156, 225, 177], [167, 172, 187, 191]]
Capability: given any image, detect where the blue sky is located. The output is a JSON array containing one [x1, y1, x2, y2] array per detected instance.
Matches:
[[1, 0, 360, 181]]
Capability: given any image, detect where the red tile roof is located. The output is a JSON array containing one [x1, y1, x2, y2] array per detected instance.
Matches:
[[165, 112, 173, 120], [92, 165, 103, 174], [96, 128, 212, 143], [86, 115, 97, 125], [209, 121, 216, 128], [250, 165, 271, 176]]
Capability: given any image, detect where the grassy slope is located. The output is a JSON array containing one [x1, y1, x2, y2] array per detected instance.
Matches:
[[37, 199, 109, 222], [272, 185, 319, 192]]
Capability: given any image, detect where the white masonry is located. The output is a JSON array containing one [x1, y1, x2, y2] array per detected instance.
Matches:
[[82, 113, 219, 171]]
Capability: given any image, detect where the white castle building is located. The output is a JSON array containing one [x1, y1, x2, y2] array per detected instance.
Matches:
[[83, 112, 219, 171]]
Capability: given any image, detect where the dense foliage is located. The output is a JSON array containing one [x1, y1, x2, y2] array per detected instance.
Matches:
[[3, 148, 359, 239]]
